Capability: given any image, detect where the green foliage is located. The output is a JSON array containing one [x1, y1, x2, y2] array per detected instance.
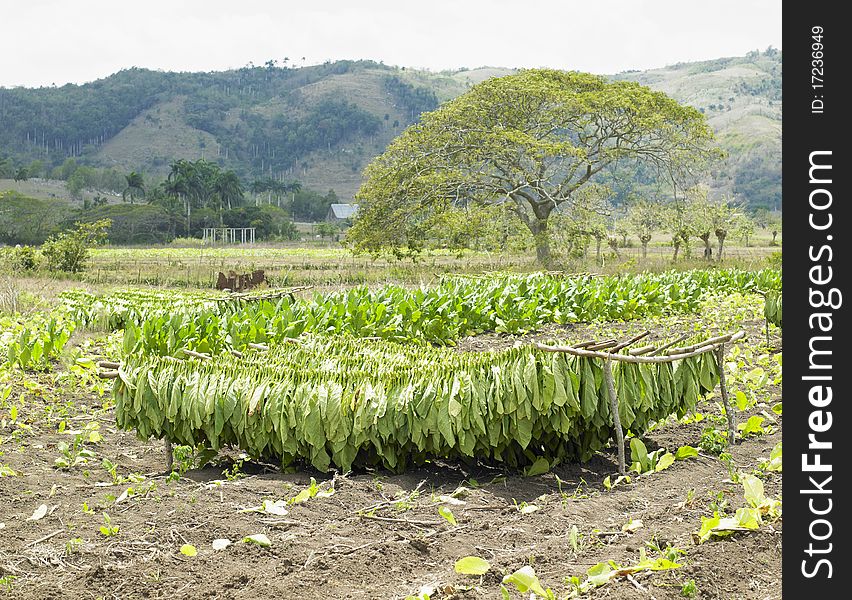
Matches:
[[76, 204, 174, 244], [0, 191, 69, 245], [2, 315, 74, 370], [382, 75, 439, 119], [63, 268, 781, 345], [693, 474, 780, 544], [99, 512, 120, 537], [502, 566, 553, 598], [41, 219, 111, 273], [763, 291, 782, 328], [7, 245, 38, 271], [629, 438, 673, 474], [681, 579, 698, 597], [454, 556, 490, 576]]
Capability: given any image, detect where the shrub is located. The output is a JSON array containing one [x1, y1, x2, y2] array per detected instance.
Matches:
[[9, 245, 38, 271], [41, 220, 111, 273]]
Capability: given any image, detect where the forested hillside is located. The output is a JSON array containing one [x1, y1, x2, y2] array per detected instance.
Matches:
[[0, 50, 780, 208]]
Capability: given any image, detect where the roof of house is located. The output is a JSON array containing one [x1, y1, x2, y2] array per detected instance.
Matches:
[[328, 203, 359, 219]]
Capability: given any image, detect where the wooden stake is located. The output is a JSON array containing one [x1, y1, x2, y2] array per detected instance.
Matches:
[[602, 359, 626, 475], [610, 330, 650, 352], [165, 440, 174, 472], [647, 334, 689, 356], [715, 343, 736, 444]]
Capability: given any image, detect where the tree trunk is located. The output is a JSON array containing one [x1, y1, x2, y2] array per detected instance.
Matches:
[[595, 237, 602, 264], [640, 234, 651, 259], [672, 239, 681, 261], [716, 232, 727, 262], [530, 220, 551, 266], [525, 204, 554, 267], [700, 233, 712, 260]]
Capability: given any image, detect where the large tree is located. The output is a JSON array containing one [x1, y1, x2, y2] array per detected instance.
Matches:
[[349, 69, 720, 264]]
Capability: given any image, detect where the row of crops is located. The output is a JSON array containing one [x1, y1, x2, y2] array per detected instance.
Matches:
[[114, 335, 721, 471], [1, 314, 75, 371], [62, 269, 782, 352], [4, 268, 780, 471]]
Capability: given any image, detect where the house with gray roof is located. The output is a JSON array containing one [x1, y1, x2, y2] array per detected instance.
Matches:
[[326, 203, 359, 224]]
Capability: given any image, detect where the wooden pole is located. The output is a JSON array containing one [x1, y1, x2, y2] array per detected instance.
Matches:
[[165, 440, 174, 472], [535, 331, 745, 364], [602, 359, 626, 475], [610, 330, 651, 352], [715, 343, 736, 444]]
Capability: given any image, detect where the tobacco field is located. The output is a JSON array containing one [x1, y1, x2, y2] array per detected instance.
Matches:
[[0, 268, 782, 600]]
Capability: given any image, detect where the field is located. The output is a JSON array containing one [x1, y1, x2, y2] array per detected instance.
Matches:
[[0, 248, 782, 600]]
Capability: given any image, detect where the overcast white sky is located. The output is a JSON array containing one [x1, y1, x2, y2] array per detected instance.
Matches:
[[1, 0, 781, 88]]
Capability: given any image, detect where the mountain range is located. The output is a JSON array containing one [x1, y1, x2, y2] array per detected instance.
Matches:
[[0, 49, 781, 210]]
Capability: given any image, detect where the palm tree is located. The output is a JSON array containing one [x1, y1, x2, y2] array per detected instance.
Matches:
[[285, 180, 302, 214], [213, 170, 244, 224], [122, 172, 145, 203]]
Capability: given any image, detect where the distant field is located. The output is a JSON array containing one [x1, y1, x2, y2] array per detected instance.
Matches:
[[0, 178, 118, 205], [77, 238, 779, 289]]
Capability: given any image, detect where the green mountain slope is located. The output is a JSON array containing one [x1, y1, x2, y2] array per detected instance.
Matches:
[[0, 51, 780, 208]]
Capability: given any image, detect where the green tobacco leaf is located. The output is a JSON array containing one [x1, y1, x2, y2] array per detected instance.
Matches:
[[675, 446, 699, 460], [438, 506, 457, 526], [502, 565, 548, 596], [738, 415, 765, 437], [630, 438, 649, 471], [523, 457, 551, 477], [454, 556, 490, 575], [765, 441, 782, 472], [586, 562, 617, 588], [654, 452, 675, 472], [741, 473, 765, 508]]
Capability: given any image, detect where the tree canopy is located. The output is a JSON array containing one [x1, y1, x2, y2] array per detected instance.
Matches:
[[349, 69, 721, 264]]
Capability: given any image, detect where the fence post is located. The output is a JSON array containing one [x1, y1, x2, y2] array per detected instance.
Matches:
[[602, 358, 626, 474], [715, 343, 736, 444]]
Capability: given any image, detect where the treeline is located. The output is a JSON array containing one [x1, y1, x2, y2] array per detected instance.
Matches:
[[0, 157, 346, 245]]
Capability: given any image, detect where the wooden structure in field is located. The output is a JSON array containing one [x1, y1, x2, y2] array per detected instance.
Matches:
[[536, 330, 745, 474], [202, 227, 256, 244]]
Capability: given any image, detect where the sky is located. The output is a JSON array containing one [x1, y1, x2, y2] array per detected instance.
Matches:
[[1, 0, 782, 88]]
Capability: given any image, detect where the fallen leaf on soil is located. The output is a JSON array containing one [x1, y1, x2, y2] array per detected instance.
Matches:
[[242, 533, 272, 547], [212, 539, 231, 550], [28, 504, 48, 521], [454, 556, 491, 575], [438, 495, 466, 505], [622, 519, 644, 532]]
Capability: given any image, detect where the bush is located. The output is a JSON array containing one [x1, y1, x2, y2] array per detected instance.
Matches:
[[11, 245, 38, 271], [41, 220, 111, 273]]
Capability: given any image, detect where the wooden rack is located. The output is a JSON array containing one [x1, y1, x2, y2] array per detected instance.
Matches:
[[535, 330, 745, 474]]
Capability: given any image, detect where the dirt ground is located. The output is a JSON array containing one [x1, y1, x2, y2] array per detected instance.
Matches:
[[0, 316, 781, 600]]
